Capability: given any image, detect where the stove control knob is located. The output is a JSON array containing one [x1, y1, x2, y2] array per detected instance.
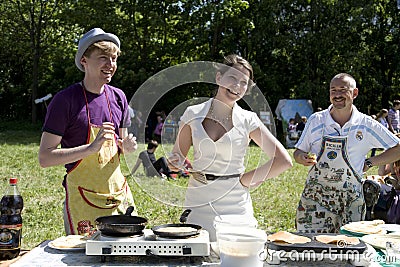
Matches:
[[102, 247, 112, 254], [182, 246, 192, 255]]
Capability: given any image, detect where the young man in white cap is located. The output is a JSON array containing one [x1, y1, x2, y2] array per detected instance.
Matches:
[[39, 28, 138, 235]]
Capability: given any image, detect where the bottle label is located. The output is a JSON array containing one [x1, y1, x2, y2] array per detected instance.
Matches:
[[0, 225, 22, 249]]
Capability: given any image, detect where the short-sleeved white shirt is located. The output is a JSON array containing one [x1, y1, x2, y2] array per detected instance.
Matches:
[[296, 105, 400, 175], [180, 98, 262, 175]]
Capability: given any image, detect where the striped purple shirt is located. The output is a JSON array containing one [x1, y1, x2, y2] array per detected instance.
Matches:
[[388, 108, 400, 131]]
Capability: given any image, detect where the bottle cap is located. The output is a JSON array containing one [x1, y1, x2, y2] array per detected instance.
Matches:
[[9, 178, 18, 184]]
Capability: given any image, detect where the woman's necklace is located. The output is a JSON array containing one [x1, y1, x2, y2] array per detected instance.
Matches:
[[208, 100, 233, 124]]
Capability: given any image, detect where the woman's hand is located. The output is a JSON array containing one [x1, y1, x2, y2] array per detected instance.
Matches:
[[167, 152, 185, 172]]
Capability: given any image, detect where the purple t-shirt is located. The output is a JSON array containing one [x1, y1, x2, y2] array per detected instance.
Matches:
[[42, 83, 131, 172]]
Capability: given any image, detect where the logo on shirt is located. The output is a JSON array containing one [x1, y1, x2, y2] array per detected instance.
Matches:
[[327, 151, 337, 160], [355, 131, 363, 141]]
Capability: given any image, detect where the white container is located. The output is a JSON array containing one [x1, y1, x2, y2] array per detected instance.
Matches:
[[214, 214, 258, 241], [212, 215, 258, 254], [218, 227, 267, 267]]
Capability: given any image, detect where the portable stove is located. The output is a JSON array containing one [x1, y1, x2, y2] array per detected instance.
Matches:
[[86, 229, 210, 261]]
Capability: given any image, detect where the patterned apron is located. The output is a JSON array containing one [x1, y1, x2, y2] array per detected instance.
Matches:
[[184, 176, 255, 241], [296, 135, 365, 233], [64, 87, 136, 235]]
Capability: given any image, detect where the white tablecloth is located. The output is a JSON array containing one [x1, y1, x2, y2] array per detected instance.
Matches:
[[10, 240, 382, 267]]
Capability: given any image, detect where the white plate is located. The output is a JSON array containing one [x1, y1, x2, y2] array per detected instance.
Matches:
[[47, 235, 87, 251], [361, 234, 400, 250], [340, 225, 386, 237], [340, 221, 387, 236], [379, 224, 400, 233], [48, 240, 85, 251]]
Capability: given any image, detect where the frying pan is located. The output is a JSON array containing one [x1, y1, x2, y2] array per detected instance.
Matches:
[[151, 209, 202, 238], [95, 206, 148, 236]]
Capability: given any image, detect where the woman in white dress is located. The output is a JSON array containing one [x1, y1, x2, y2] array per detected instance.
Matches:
[[168, 54, 293, 240]]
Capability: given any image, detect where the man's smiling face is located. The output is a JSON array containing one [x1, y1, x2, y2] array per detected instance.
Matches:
[[329, 77, 358, 110]]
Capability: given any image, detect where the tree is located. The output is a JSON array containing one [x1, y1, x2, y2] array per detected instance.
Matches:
[[2, 0, 77, 123], [358, 0, 400, 111], [1, 0, 400, 122]]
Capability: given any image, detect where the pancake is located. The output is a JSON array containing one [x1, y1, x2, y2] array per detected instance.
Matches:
[[156, 226, 197, 233], [316, 234, 360, 245], [308, 153, 317, 160], [342, 221, 386, 235], [361, 234, 400, 250], [267, 231, 311, 244], [49, 235, 87, 249]]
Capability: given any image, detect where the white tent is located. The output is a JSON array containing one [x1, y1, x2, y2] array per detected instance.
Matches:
[[275, 99, 313, 148]]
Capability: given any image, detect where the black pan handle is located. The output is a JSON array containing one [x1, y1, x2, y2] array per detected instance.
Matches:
[[179, 209, 192, 223], [125, 206, 135, 216]]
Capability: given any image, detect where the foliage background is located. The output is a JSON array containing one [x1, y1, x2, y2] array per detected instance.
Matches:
[[1, 0, 400, 127]]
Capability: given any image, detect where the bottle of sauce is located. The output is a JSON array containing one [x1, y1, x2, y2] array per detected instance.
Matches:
[[0, 178, 23, 260]]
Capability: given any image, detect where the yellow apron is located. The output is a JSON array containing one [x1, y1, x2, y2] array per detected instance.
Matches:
[[64, 87, 136, 235]]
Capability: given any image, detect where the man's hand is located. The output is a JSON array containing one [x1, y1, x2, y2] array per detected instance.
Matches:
[[294, 149, 317, 166], [89, 122, 116, 153], [118, 133, 137, 154], [302, 153, 317, 166]]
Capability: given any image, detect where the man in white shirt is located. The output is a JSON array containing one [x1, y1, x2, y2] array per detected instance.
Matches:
[[293, 73, 400, 233]]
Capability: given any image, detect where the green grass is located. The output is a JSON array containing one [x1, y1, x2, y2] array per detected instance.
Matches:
[[0, 125, 378, 249]]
